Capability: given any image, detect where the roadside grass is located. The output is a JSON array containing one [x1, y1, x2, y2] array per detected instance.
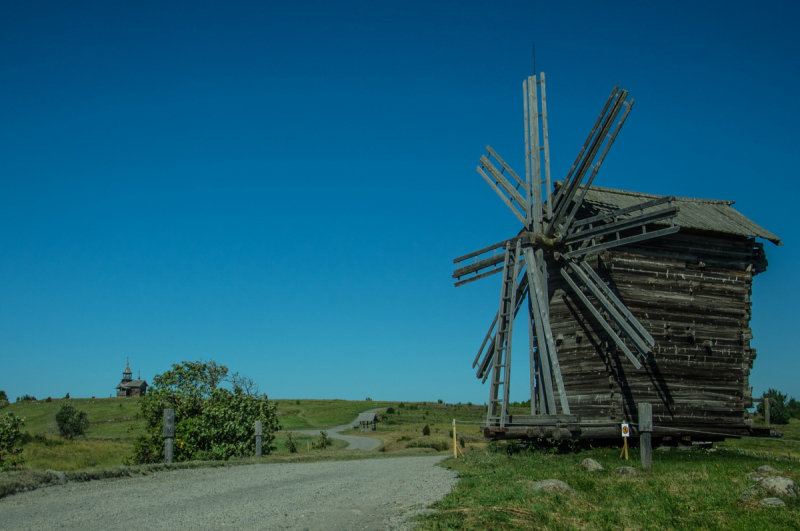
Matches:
[[273, 399, 394, 429], [3, 397, 143, 438], [418, 446, 799, 530], [20, 437, 134, 471]]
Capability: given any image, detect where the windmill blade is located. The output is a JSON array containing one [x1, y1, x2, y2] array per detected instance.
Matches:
[[523, 248, 570, 414], [564, 203, 678, 246], [558, 98, 634, 233], [559, 266, 643, 369], [563, 226, 680, 259], [548, 86, 619, 222], [569, 195, 676, 232], [474, 276, 529, 379], [486, 241, 524, 426], [477, 146, 529, 226], [548, 87, 632, 236], [565, 260, 654, 355]]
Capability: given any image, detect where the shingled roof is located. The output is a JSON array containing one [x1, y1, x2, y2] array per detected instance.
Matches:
[[577, 185, 781, 245]]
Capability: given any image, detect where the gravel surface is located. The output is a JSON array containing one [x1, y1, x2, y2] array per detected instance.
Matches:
[[0, 455, 458, 530], [291, 408, 384, 451]]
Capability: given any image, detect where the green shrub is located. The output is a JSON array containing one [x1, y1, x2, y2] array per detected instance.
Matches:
[[0, 412, 25, 470], [130, 360, 280, 464], [758, 389, 791, 425], [284, 433, 298, 453], [422, 424, 431, 436], [19, 394, 36, 402], [398, 435, 411, 442], [0, 391, 6, 401], [311, 430, 333, 450], [55, 404, 89, 439]]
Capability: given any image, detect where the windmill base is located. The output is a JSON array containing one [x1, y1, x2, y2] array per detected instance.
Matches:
[[482, 417, 783, 442]]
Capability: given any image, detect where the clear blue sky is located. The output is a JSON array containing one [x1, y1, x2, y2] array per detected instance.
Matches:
[[2, 1, 798, 404]]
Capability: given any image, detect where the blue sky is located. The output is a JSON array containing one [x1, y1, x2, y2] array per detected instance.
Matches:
[[1, 1, 798, 405]]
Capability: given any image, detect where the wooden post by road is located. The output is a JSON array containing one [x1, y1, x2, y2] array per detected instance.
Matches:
[[163, 408, 175, 464], [765, 398, 771, 427], [452, 419, 457, 459], [638, 403, 652, 469], [255, 420, 263, 457]]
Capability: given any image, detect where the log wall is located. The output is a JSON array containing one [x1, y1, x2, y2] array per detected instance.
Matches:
[[546, 230, 767, 435]]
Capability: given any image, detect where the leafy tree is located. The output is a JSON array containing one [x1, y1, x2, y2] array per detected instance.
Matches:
[[19, 394, 36, 402], [788, 397, 800, 419], [422, 424, 431, 436], [131, 360, 279, 464], [0, 390, 7, 401], [55, 404, 89, 439], [0, 412, 25, 470], [757, 388, 790, 426]]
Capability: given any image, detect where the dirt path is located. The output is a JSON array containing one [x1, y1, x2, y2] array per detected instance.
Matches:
[[289, 408, 384, 451], [0, 455, 458, 530]]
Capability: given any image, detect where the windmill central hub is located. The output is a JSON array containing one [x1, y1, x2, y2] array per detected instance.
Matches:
[[519, 231, 560, 251]]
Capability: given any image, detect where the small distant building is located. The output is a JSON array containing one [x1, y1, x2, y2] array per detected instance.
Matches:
[[116, 358, 148, 398], [356, 412, 379, 431]]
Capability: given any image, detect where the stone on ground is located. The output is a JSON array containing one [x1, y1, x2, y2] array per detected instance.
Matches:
[[615, 466, 638, 475], [742, 476, 798, 499], [530, 479, 576, 496], [757, 497, 786, 508], [580, 458, 604, 472], [757, 465, 779, 474]]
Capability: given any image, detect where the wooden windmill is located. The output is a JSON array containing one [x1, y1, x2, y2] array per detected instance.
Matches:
[[453, 73, 681, 428]]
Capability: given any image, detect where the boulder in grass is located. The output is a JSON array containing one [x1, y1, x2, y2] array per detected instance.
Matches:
[[742, 476, 799, 499], [757, 497, 786, 508], [757, 465, 779, 474], [580, 458, 604, 472], [615, 466, 638, 475], [530, 479, 576, 496]]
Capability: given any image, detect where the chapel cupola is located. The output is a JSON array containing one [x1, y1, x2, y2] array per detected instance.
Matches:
[[122, 358, 133, 382]]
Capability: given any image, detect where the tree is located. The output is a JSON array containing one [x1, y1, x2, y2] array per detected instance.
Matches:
[[227, 372, 260, 396], [0, 412, 25, 470], [131, 360, 280, 464], [757, 389, 790, 426], [788, 397, 800, 420], [0, 390, 7, 401], [55, 404, 89, 439]]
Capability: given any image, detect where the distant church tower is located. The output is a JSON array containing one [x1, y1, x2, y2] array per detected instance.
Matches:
[[116, 357, 147, 398], [122, 358, 133, 382]]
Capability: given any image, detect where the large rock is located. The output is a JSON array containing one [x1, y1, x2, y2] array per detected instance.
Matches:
[[742, 476, 798, 499], [581, 458, 604, 472], [615, 466, 638, 475], [530, 479, 576, 496], [757, 465, 779, 474]]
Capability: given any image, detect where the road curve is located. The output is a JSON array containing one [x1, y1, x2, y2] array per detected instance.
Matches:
[[289, 407, 384, 451]]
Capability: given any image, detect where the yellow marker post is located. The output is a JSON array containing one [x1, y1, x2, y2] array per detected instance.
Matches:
[[620, 422, 630, 460], [453, 419, 457, 458]]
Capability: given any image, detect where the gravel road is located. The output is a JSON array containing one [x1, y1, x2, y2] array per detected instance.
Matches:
[[290, 408, 384, 451], [0, 455, 458, 530]]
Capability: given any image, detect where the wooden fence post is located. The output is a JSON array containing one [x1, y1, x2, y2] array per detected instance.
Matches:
[[638, 403, 652, 470], [163, 408, 175, 464], [765, 398, 770, 427], [255, 420, 263, 457]]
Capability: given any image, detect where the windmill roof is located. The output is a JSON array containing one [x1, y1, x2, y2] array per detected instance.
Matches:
[[576, 185, 781, 245]]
